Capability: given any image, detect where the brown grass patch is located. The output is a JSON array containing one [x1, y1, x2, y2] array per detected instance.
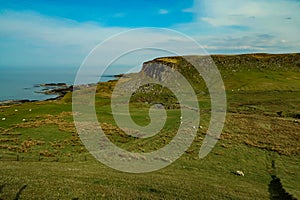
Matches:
[[11, 112, 76, 133], [224, 113, 300, 155], [0, 138, 18, 143], [20, 139, 45, 153]]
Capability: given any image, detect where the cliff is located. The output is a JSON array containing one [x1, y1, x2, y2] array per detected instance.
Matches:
[[127, 53, 300, 107], [141, 53, 300, 80]]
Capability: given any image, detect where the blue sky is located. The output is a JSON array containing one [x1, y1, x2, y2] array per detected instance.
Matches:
[[0, 0, 194, 27], [0, 0, 300, 67]]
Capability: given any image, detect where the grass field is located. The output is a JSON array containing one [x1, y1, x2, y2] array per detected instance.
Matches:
[[0, 54, 299, 199]]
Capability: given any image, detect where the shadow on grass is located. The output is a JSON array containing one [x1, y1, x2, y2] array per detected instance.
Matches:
[[0, 184, 27, 200], [268, 175, 296, 200], [268, 160, 296, 200], [13, 185, 27, 200]]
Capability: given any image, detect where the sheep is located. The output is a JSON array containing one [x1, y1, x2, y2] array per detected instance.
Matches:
[[22, 119, 26, 122], [29, 109, 32, 112], [15, 109, 18, 112], [235, 170, 245, 176], [2, 118, 6, 121]]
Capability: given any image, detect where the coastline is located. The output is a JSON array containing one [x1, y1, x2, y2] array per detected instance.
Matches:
[[0, 74, 121, 106], [0, 84, 72, 106]]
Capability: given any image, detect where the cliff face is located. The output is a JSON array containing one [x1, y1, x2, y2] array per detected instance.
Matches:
[[141, 53, 300, 80], [127, 53, 300, 107], [141, 59, 178, 82]]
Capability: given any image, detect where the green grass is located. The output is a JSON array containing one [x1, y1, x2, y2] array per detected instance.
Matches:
[[0, 54, 300, 199]]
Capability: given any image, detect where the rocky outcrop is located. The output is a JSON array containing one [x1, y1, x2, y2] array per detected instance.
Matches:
[[35, 83, 73, 100], [141, 53, 300, 80], [0, 99, 36, 106]]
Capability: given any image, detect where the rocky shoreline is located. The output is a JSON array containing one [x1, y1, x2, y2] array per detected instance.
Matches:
[[0, 83, 73, 106], [35, 83, 73, 98], [0, 74, 121, 106]]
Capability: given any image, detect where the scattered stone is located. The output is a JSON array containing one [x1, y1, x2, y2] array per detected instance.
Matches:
[[153, 103, 164, 109]]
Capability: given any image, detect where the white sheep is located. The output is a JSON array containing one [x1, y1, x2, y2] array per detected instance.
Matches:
[[15, 109, 18, 112], [235, 170, 245, 176], [22, 119, 26, 122], [29, 109, 32, 112], [2, 118, 6, 121]]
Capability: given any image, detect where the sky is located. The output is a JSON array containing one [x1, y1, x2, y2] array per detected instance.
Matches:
[[0, 0, 300, 68]]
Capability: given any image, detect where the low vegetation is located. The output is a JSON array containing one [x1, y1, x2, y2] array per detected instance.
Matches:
[[0, 53, 299, 199]]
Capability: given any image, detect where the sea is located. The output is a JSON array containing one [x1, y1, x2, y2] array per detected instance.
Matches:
[[0, 66, 117, 101]]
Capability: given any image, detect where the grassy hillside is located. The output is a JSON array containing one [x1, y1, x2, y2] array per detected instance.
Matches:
[[0, 53, 299, 199]]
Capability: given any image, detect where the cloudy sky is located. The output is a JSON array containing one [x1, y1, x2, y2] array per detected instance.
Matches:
[[0, 0, 299, 67]]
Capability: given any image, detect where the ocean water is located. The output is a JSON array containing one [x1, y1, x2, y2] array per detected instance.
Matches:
[[0, 66, 116, 101]]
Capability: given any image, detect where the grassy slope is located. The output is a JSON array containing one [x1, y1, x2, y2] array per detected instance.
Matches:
[[0, 54, 299, 199]]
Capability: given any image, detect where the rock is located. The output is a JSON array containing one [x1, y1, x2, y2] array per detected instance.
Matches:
[[0, 99, 31, 106], [37, 85, 73, 100], [153, 103, 164, 109], [40, 83, 67, 87]]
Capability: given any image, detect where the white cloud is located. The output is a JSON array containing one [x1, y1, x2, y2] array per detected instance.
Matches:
[[0, 10, 206, 67], [205, 0, 299, 32], [182, 8, 194, 13], [0, 10, 127, 67], [0, 10, 125, 47], [173, 0, 300, 53], [201, 0, 300, 31], [1, 0, 299, 68], [113, 13, 126, 18], [159, 9, 169, 15]]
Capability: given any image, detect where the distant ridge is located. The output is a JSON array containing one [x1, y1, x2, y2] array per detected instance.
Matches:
[[144, 53, 300, 70]]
